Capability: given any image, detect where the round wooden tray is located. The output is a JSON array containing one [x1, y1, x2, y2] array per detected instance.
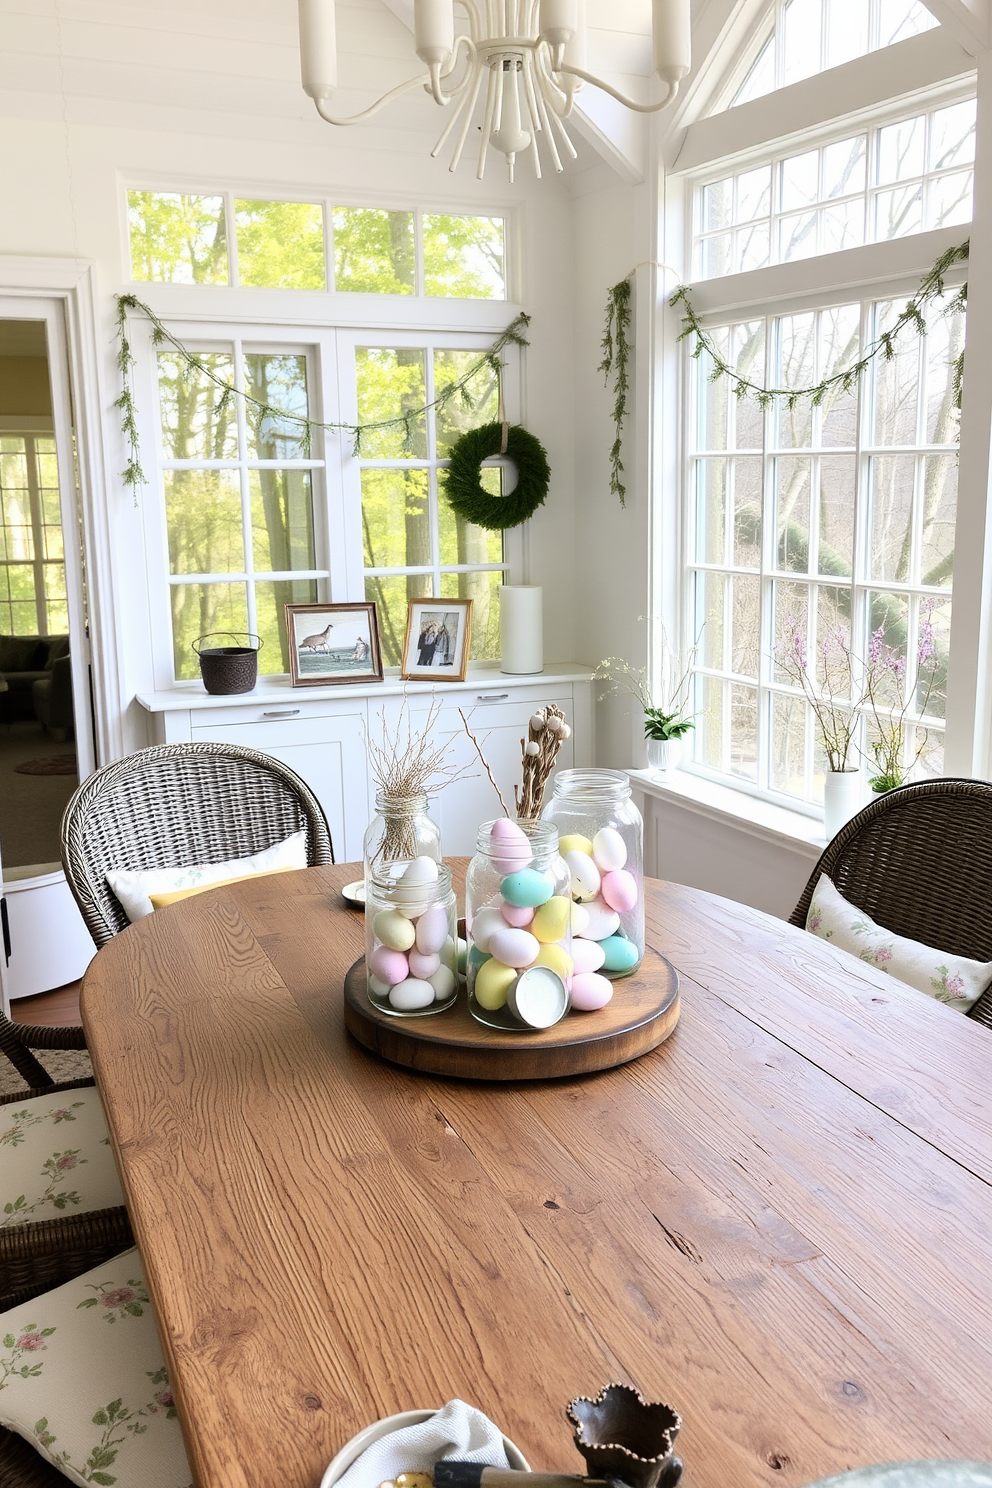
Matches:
[[343, 945, 680, 1081]]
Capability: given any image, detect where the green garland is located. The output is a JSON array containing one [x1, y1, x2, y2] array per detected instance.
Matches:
[[442, 423, 551, 531], [601, 239, 969, 509], [115, 294, 531, 506]]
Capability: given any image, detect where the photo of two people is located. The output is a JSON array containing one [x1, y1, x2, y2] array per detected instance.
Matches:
[[402, 598, 472, 681]]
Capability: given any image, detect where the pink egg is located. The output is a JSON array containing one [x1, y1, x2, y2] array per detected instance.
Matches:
[[500, 899, 535, 928], [415, 903, 448, 956], [571, 938, 607, 974], [487, 927, 540, 969], [601, 869, 638, 914], [408, 949, 441, 979], [369, 943, 409, 986], [489, 817, 533, 873], [570, 972, 614, 1011]]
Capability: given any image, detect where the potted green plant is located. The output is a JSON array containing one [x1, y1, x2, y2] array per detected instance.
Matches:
[[595, 633, 696, 774]]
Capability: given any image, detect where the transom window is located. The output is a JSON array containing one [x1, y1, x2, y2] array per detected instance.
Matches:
[[695, 98, 975, 279], [686, 288, 961, 806], [0, 433, 66, 634]]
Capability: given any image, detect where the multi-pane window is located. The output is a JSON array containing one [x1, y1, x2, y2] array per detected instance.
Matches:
[[727, 0, 937, 109], [0, 434, 66, 634], [358, 345, 506, 666], [157, 347, 324, 679], [695, 99, 975, 279], [687, 289, 962, 805], [128, 193, 506, 299]]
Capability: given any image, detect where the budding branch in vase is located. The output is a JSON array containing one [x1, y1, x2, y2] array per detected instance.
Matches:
[[363, 696, 477, 862], [516, 705, 571, 821]]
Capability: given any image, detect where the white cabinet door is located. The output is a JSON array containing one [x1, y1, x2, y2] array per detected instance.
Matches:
[[190, 710, 369, 864]]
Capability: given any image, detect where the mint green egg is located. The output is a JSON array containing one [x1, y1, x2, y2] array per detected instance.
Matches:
[[500, 868, 555, 909], [599, 934, 640, 973], [468, 943, 491, 967]]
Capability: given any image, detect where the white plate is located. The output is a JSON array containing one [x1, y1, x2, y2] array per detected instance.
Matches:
[[807, 1465, 992, 1487], [320, 1409, 530, 1488], [341, 880, 366, 907]]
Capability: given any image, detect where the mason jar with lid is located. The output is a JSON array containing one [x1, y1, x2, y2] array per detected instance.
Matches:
[[365, 859, 457, 1016], [363, 790, 441, 886], [541, 768, 644, 979], [465, 819, 573, 1032]]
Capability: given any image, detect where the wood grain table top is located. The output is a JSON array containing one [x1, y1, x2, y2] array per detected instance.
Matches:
[[79, 863, 992, 1488]]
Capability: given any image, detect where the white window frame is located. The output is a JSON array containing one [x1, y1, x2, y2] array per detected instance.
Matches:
[[0, 428, 67, 635]]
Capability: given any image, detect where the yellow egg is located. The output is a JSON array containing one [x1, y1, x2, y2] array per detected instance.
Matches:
[[535, 943, 574, 981], [474, 958, 516, 1010], [558, 834, 593, 858], [531, 895, 572, 943]]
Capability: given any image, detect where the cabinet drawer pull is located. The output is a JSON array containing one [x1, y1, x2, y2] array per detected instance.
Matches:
[[476, 693, 509, 702], [262, 709, 301, 718]]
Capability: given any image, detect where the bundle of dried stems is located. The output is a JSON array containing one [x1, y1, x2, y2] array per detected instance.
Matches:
[[516, 705, 571, 820], [364, 697, 476, 862]]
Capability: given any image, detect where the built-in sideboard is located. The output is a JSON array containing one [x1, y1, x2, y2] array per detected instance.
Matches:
[[137, 666, 595, 863]]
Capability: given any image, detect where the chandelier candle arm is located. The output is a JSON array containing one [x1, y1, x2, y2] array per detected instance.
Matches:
[[539, 0, 578, 70], [415, 0, 456, 103], [298, 0, 336, 99]]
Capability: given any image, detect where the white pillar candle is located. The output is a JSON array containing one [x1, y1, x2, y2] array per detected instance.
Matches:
[[414, 0, 454, 65], [652, 0, 691, 84], [500, 585, 544, 676], [298, 0, 337, 99]]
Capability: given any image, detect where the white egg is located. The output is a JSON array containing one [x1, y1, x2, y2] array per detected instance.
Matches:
[[592, 826, 627, 873], [388, 978, 436, 1011], [565, 850, 601, 903], [429, 964, 456, 1000], [575, 898, 621, 941], [401, 856, 440, 886], [415, 903, 449, 955], [470, 905, 506, 955]]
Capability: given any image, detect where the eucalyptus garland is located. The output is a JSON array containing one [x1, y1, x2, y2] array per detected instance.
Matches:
[[601, 239, 970, 509], [442, 422, 551, 531], [114, 293, 531, 506]]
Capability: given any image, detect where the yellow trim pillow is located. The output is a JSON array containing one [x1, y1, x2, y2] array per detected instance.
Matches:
[[148, 864, 297, 909], [105, 829, 308, 921]]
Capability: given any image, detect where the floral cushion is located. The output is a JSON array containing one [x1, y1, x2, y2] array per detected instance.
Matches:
[[1, 1091, 124, 1228], [0, 1247, 191, 1487], [105, 829, 308, 923], [805, 874, 992, 1013]]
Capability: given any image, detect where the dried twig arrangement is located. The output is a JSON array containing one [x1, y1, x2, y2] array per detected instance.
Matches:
[[515, 705, 571, 820], [363, 696, 477, 863], [458, 708, 511, 817]]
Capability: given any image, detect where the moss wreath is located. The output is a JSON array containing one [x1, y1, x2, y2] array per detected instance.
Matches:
[[442, 422, 551, 532]]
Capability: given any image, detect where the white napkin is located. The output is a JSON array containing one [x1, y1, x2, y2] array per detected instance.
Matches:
[[336, 1400, 513, 1488]]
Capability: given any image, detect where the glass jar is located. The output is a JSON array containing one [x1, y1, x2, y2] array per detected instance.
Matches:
[[365, 861, 457, 1017], [465, 819, 572, 1032], [541, 768, 644, 979], [363, 791, 442, 885]]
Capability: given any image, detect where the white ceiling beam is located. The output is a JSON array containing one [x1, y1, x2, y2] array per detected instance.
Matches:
[[922, 0, 991, 54]]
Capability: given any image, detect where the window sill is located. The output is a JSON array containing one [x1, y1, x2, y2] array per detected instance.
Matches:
[[627, 767, 826, 858]]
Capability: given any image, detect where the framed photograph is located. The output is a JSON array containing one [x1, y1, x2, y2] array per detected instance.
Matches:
[[284, 602, 384, 686], [401, 598, 473, 682]]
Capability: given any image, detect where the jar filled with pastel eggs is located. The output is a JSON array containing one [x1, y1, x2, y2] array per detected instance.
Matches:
[[541, 768, 644, 979], [365, 857, 458, 1017], [465, 819, 577, 1032]]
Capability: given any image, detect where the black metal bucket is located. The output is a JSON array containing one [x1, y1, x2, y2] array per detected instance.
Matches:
[[191, 633, 262, 695]]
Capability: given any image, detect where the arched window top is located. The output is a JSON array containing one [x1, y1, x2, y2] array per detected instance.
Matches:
[[720, 0, 938, 111]]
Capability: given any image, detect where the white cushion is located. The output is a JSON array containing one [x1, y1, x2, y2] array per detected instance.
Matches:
[[106, 829, 308, 923], [805, 874, 992, 1013], [0, 1247, 191, 1487], [1, 1089, 124, 1227]]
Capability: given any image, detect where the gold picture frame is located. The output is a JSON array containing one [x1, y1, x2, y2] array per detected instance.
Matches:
[[400, 598, 473, 682]]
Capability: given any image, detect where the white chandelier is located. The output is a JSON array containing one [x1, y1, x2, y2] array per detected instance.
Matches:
[[298, 0, 691, 183]]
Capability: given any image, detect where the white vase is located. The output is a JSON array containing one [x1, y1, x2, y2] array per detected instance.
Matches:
[[646, 737, 681, 774], [823, 768, 863, 840]]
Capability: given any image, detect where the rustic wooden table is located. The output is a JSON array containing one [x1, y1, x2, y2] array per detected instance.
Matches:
[[80, 863, 992, 1488]]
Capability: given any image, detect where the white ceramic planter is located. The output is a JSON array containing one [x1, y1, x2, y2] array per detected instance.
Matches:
[[646, 736, 681, 774], [823, 768, 863, 840]]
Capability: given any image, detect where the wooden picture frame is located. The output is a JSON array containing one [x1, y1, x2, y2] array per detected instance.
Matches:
[[284, 602, 384, 686], [400, 598, 473, 682]]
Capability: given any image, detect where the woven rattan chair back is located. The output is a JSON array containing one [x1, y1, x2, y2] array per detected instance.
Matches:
[[789, 777, 992, 1031], [61, 742, 333, 949]]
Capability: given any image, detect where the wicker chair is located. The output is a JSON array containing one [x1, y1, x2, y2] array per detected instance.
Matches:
[[61, 741, 334, 949], [789, 777, 992, 1031]]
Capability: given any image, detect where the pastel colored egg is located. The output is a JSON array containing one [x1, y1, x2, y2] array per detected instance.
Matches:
[[558, 834, 594, 858], [488, 927, 540, 969], [592, 827, 627, 873], [570, 902, 591, 936], [571, 938, 606, 974], [535, 943, 574, 982], [429, 964, 456, 1001], [500, 868, 555, 909], [369, 943, 409, 986], [576, 898, 621, 941], [388, 978, 436, 1012], [531, 895, 572, 944], [456, 937, 468, 974], [367, 973, 392, 999], [599, 934, 640, 973], [400, 855, 439, 886], [489, 817, 534, 874], [474, 958, 517, 1010], [601, 868, 638, 914], [415, 903, 449, 955], [565, 850, 601, 903], [392, 855, 441, 914], [471, 905, 506, 954], [468, 943, 491, 967], [408, 949, 441, 979], [372, 909, 416, 953], [500, 899, 535, 929], [570, 971, 614, 1011]]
